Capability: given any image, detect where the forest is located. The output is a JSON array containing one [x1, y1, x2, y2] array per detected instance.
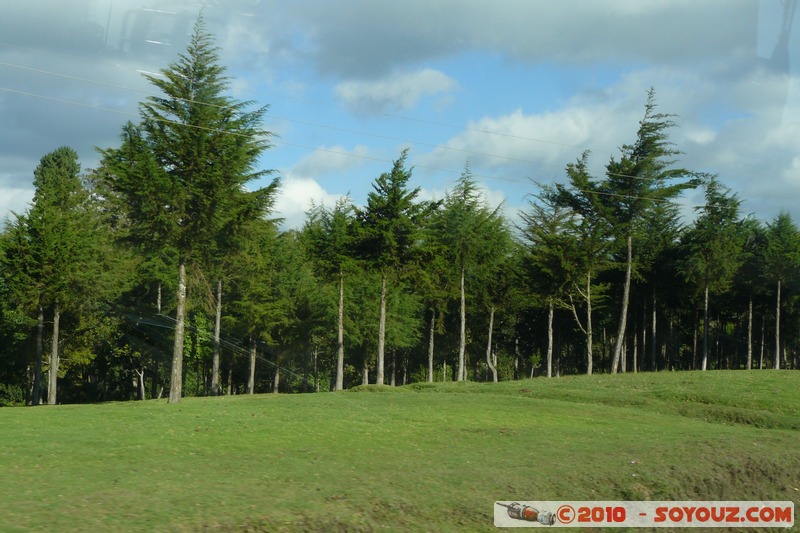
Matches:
[[2, 22, 799, 406]]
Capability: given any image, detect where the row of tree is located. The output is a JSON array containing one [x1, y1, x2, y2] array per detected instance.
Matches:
[[1, 22, 798, 405]]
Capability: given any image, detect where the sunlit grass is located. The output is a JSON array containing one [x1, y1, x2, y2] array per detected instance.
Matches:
[[1, 371, 798, 531]]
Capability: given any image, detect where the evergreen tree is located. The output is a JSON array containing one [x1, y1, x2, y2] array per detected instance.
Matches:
[[680, 176, 745, 370], [302, 197, 356, 390], [3, 147, 99, 405], [433, 165, 504, 381], [519, 193, 574, 378], [98, 18, 277, 403], [555, 90, 699, 373], [355, 150, 429, 385], [764, 211, 800, 369]]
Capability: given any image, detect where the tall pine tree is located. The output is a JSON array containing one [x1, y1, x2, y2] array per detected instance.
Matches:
[[98, 17, 278, 403]]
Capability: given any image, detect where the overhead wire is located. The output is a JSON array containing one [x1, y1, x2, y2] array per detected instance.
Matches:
[[118, 307, 383, 412], [0, 56, 670, 186], [0, 30, 722, 216]]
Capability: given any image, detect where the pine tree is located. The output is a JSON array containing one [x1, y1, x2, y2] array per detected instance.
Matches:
[[764, 211, 800, 369], [302, 197, 356, 390], [555, 90, 699, 373], [4, 147, 97, 405], [98, 18, 277, 403], [433, 165, 504, 381], [355, 150, 429, 385], [680, 176, 745, 370]]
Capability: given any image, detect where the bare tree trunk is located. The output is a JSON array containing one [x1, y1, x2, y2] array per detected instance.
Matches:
[[486, 306, 497, 382], [157, 282, 162, 314], [211, 279, 222, 396], [633, 316, 638, 374], [32, 306, 44, 406], [48, 304, 60, 405], [612, 233, 632, 373], [651, 290, 657, 371], [774, 279, 781, 369], [427, 310, 435, 383], [390, 349, 396, 386], [747, 296, 753, 370], [621, 335, 627, 373], [546, 299, 554, 378], [136, 368, 146, 400], [376, 271, 387, 385], [247, 336, 256, 395], [457, 264, 466, 381], [702, 283, 709, 371], [362, 358, 368, 386], [759, 314, 765, 370], [514, 337, 520, 380], [313, 346, 319, 392], [168, 262, 187, 404], [586, 272, 593, 375], [273, 366, 280, 394], [335, 270, 345, 391]]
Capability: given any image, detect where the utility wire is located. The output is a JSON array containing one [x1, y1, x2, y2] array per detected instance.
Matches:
[[0, 58, 671, 185], [0, 83, 672, 191]]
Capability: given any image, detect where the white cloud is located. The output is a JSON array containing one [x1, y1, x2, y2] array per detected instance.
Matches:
[[0, 186, 34, 221], [275, 145, 372, 228], [274, 175, 344, 230], [335, 68, 459, 115], [292, 145, 372, 177]]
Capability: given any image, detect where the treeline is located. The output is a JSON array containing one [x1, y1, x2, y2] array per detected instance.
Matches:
[[1, 23, 799, 405]]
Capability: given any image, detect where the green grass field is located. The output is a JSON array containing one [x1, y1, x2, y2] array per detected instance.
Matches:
[[1, 371, 798, 532]]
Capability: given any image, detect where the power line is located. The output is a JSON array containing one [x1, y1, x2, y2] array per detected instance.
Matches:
[[0, 82, 666, 193]]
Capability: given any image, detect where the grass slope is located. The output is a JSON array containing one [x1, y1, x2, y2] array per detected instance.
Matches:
[[1, 371, 798, 532]]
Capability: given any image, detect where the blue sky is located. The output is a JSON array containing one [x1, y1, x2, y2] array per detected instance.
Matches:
[[1, 0, 798, 229]]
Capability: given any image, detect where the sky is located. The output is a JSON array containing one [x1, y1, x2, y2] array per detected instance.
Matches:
[[0, 0, 798, 230]]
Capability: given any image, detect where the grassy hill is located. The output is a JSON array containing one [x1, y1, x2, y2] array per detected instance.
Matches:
[[1, 371, 798, 532]]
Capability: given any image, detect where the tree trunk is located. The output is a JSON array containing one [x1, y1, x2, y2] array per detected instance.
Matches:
[[362, 358, 369, 386], [759, 314, 765, 370], [48, 304, 60, 405], [747, 296, 753, 370], [514, 337, 520, 380], [650, 289, 657, 371], [390, 349, 396, 386], [314, 346, 319, 392], [168, 261, 187, 404], [157, 282, 162, 314], [586, 272, 593, 375], [546, 299, 554, 378], [611, 233, 632, 373], [335, 270, 345, 391], [247, 336, 256, 395], [702, 283, 709, 371], [136, 368, 146, 400], [211, 279, 222, 395], [774, 279, 781, 369], [486, 306, 497, 383], [32, 306, 44, 406], [376, 271, 387, 385], [457, 264, 466, 381], [273, 366, 280, 394], [427, 310, 435, 383], [633, 322, 638, 374]]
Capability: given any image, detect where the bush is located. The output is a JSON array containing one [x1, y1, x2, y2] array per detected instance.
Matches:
[[0, 383, 25, 406]]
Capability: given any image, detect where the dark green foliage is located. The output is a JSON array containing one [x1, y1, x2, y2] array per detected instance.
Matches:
[[355, 149, 432, 273], [5, 80, 800, 402]]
